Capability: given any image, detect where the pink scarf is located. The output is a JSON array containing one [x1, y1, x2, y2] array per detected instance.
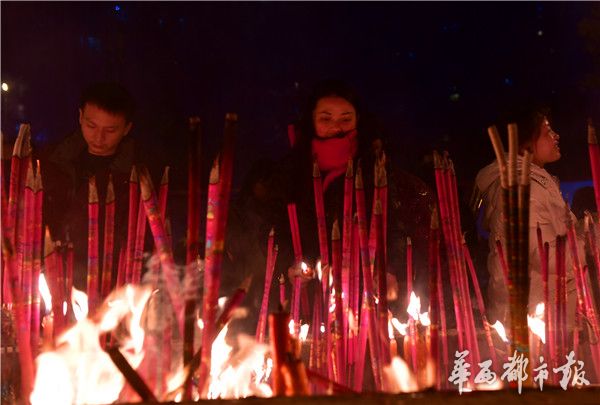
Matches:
[[311, 129, 358, 191]]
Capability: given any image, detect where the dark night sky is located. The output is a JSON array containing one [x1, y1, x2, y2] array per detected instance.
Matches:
[[2, 2, 600, 195]]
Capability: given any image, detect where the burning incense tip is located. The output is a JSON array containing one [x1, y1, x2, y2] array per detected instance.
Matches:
[[138, 166, 155, 201]]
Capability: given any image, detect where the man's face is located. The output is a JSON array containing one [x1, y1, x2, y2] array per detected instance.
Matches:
[[79, 103, 132, 156]]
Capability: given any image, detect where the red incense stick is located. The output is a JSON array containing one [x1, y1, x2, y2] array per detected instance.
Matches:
[[101, 175, 115, 298], [256, 229, 276, 343], [287, 203, 303, 328], [22, 166, 35, 353], [313, 162, 331, 319], [187, 117, 202, 267], [125, 167, 139, 283], [198, 113, 238, 395], [132, 194, 147, 284], [406, 237, 418, 373], [138, 167, 184, 333], [331, 220, 346, 385], [341, 159, 354, 373], [31, 167, 43, 354], [87, 176, 100, 312]]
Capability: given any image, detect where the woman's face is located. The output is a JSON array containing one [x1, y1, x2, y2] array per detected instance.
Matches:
[[312, 96, 357, 138], [532, 118, 561, 167]]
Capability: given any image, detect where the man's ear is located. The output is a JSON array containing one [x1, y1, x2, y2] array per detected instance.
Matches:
[[78, 108, 84, 126], [124, 121, 133, 136]]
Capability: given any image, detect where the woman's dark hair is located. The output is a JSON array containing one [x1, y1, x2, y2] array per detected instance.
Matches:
[[510, 105, 551, 152], [80, 82, 136, 122]]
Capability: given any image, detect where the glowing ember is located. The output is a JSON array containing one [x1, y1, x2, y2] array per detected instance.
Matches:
[[528, 303, 546, 344], [320, 323, 325, 333], [218, 296, 228, 308], [197, 318, 205, 329], [383, 356, 419, 393], [288, 319, 295, 336], [490, 320, 509, 343], [388, 320, 394, 340]]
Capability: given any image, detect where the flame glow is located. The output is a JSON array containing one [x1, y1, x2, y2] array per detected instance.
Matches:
[[71, 288, 88, 321], [39, 273, 52, 311], [528, 303, 546, 344], [419, 311, 430, 326], [407, 292, 420, 321], [31, 285, 152, 405], [391, 318, 408, 336], [299, 323, 310, 341], [490, 320, 509, 343], [383, 356, 419, 393], [388, 320, 395, 339], [207, 326, 273, 399], [316, 261, 322, 282]]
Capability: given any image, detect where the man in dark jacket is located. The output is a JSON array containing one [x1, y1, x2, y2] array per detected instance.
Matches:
[[41, 82, 137, 290]]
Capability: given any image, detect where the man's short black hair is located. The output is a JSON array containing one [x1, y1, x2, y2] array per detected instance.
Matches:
[[79, 82, 135, 122]]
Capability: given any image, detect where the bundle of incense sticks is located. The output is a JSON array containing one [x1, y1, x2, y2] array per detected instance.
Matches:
[[353, 163, 382, 391], [2, 238, 34, 401], [138, 167, 184, 334], [3, 124, 32, 305], [432, 151, 468, 354], [373, 200, 391, 373], [487, 124, 531, 369], [565, 207, 600, 377]]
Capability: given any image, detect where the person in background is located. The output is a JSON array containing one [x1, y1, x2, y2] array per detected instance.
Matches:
[[473, 107, 581, 326], [224, 79, 435, 332], [40, 82, 141, 290]]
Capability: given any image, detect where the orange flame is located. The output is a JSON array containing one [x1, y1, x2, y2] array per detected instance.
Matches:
[[383, 356, 419, 393]]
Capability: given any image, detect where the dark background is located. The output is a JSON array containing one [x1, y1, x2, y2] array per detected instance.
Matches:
[[2, 2, 600, 195]]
